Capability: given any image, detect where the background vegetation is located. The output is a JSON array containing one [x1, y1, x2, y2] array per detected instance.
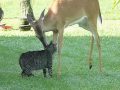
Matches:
[[0, 0, 120, 90], [0, 0, 120, 19]]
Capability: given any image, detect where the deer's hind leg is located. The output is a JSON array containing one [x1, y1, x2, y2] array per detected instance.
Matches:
[[88, 35, 94, 69], [88, 19, 102, 72], [78, 17, 95, 70]]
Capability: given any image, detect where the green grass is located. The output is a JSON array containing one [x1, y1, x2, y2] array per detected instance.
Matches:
[[0, 0, 120, 90], [0, 20, 120, 90]]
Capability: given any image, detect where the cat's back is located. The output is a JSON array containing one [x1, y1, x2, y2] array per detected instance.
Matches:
[[21, 50, 45, 57]]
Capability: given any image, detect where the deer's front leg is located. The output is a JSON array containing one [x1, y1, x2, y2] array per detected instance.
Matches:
[[57, 28, 64, 78], [53, 31, 58, 43]]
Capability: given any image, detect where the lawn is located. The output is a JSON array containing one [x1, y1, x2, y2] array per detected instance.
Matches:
[[0, 0, 120, 90], [0, 20, 120, 90]]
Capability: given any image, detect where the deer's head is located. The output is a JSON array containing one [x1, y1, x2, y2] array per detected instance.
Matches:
[[27, 9, 47, 48]]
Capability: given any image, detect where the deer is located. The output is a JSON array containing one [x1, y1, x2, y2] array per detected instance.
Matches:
[[27, 0, 103, 77]]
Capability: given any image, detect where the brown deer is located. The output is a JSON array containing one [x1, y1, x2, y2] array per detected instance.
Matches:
[[27, 0, 102, 77]]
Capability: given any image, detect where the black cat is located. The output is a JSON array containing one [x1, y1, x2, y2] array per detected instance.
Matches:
[[19, 41, 57, 77]]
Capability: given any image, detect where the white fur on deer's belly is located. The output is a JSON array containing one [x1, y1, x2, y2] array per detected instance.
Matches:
[[65, 16, 89, 30]]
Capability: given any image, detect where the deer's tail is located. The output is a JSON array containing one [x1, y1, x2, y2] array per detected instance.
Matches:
[[99, 9, 102, 24]]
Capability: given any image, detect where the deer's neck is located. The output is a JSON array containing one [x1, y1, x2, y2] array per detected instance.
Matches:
[[42, 9, 57, 32]]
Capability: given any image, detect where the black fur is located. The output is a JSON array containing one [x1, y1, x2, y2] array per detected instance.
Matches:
[[19, 41, 57, 77]]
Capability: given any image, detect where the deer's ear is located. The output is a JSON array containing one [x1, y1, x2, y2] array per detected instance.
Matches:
[[27, 14, 35, 25], [39, 9, 45, 21]]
